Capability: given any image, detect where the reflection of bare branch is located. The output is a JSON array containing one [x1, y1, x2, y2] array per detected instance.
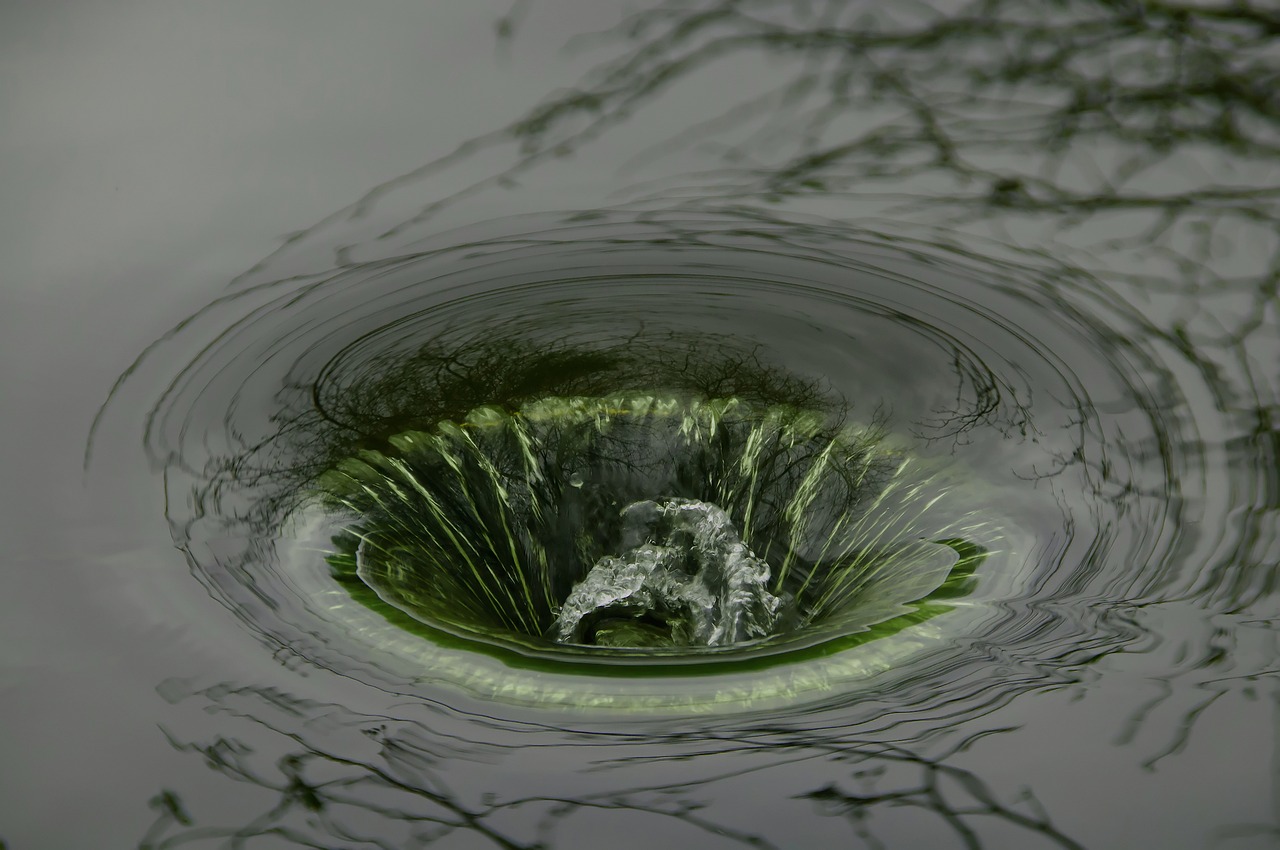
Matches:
[[408, 0, 1277, 385], [141, 685, 1087, 850], [476, 2, 1279, 215], [1109, 611, 1280, 780]]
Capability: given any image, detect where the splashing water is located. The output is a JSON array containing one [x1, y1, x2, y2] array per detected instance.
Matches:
[[552, 498, 784, 648], [319, 394, 991, 657]]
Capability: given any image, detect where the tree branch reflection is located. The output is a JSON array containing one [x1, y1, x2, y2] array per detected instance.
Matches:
[[141, 684, 1087, 850]]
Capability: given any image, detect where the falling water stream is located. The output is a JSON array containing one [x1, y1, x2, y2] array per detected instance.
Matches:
[[3, 2, 1278, 849]]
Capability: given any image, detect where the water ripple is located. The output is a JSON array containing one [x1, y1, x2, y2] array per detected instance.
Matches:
[[94, 209, 1219, 720]]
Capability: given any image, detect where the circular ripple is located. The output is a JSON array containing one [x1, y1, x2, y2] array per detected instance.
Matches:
[[126, 210, 1183, 712]]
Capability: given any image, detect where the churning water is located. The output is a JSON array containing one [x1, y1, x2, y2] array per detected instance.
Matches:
[[5, 2, 1279, 849], [117, 208, 1181, 713]]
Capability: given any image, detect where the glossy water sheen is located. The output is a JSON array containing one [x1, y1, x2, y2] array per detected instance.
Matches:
[[3, 3, 1278, 849]]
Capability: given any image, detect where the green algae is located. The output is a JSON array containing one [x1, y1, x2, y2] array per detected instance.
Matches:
[[317, 394, 993, 672]]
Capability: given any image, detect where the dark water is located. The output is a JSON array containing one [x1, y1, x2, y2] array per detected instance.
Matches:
[[3, 2, 1279, 848]]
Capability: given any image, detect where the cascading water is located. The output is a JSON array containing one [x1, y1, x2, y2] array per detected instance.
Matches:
[[319, 394, 983, 659]]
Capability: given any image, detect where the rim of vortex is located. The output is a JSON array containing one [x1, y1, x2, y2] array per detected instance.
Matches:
[[317, 394, 992, 661]]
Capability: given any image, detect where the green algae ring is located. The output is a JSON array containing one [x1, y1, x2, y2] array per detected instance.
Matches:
[[315, 394, 996, 709]]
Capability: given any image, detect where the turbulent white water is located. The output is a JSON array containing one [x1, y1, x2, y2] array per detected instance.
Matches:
[[553, 498, 784, 647]]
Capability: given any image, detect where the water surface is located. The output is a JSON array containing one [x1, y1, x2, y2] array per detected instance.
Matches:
[[3, 2, 1278, 848]]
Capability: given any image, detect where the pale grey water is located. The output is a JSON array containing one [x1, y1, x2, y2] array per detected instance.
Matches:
[[2, 3, 1279, 849]]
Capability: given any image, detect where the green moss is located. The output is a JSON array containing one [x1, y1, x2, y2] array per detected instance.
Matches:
[[325, 531, 986, 677], [316, 394, 992, 678]]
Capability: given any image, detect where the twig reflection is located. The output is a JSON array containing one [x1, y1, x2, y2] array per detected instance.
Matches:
[[140, 684, 1087, 850]]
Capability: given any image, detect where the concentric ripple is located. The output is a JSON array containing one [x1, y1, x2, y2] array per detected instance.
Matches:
[[118, 210, 1186, 711]]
